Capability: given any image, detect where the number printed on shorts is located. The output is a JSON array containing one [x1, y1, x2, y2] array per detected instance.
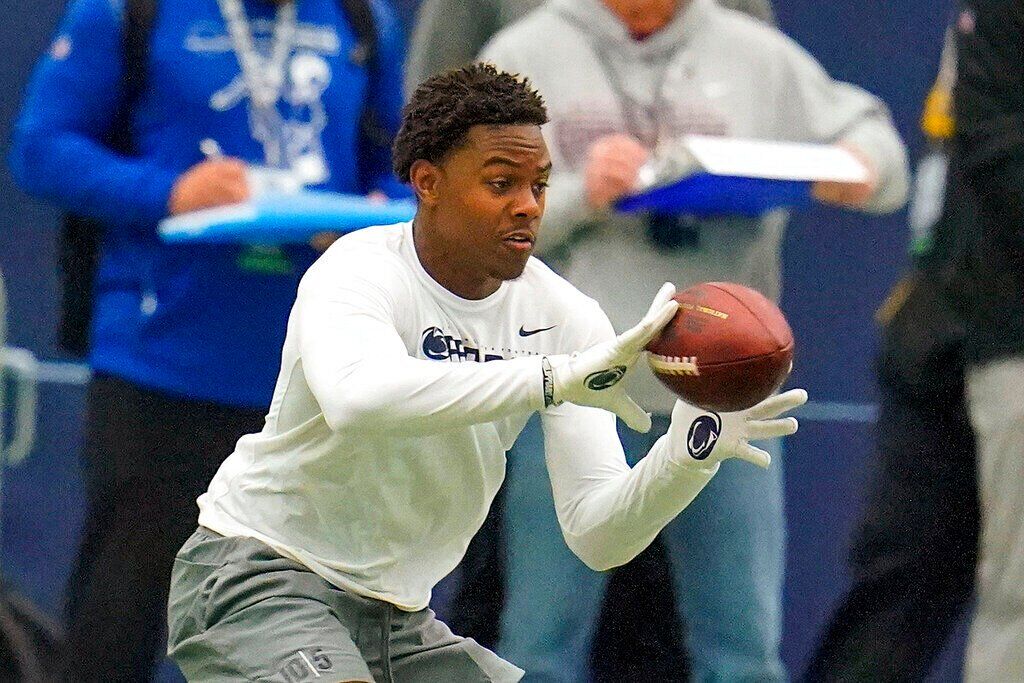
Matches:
[[278, 648, 334, 682]]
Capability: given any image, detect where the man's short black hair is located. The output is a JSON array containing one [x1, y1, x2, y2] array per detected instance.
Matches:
[[393, 63, 549, 183]]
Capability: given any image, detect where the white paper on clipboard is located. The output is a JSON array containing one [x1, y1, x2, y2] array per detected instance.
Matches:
[[637, 135, 870, 189]]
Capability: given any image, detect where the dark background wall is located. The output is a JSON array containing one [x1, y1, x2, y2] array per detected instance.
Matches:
[[0, 0, 959, 679], [3, 0, 66, 358]]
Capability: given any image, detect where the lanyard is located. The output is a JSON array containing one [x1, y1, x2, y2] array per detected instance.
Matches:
[[556, 8, 685, 148], [217, 0, 297, 110]]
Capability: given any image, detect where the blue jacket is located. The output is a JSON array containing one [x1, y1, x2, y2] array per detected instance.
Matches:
[[10, 0, 407, 407]]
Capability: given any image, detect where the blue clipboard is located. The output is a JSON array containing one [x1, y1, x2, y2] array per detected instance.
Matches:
[[158, 190, 417, 244], [615, 172, 813, 217]]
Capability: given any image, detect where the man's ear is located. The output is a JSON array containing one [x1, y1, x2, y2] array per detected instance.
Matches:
[[409, 159, 442, 207]]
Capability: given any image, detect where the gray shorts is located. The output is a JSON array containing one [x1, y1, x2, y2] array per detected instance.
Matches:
[[167, 527, 524, 682]]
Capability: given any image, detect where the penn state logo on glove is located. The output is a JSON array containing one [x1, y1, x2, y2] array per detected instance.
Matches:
[[687, 413, 721, 460], [584, 366, 627, 391]]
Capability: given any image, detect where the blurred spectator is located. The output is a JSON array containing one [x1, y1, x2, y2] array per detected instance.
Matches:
[[406, 0, 541, 94], [481, 0, 908, 679], [8, 0, 405, 679], [405, 0, 775, 94], [950, 1, 1024, 679], [804, 26, 981, 682]]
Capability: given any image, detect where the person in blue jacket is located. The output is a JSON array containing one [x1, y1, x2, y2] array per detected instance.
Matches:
[[9, 0, 406, 679]]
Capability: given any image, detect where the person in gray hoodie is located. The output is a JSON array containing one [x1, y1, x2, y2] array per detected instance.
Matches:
[[481, 0, 909, 680], [405, 0, 776, 94]]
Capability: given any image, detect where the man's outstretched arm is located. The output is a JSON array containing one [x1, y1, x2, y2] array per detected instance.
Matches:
[[543, 375, 805, 571]]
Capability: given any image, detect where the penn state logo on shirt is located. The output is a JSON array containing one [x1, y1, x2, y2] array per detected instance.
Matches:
[[421, 327, 450, 360], [687, 413, 722, 460], [421, 327, 505, 363]]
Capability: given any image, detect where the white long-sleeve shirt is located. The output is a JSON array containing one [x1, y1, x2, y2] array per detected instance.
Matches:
[[198, 221, 717, 610]]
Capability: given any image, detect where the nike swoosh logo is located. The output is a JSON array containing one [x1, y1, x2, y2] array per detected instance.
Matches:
[[519, 325, 556, 337]]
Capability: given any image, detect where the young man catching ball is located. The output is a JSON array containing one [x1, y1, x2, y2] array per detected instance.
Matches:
[[166, 64, 806, 682]]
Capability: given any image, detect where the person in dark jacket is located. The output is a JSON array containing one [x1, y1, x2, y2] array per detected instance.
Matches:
[[804, 28, 981, 682], [952, 1, 1024, 679]]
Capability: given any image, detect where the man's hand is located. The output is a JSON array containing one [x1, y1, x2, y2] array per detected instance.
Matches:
[[548, 283, 678, 432], [668, 389, 808, 469], [168, 158, 250, 215], [584, 134, 649, 210], [812, 143, 878, 209]]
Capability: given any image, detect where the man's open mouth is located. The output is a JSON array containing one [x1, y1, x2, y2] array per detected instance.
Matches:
[[502, 230, 535, 246]]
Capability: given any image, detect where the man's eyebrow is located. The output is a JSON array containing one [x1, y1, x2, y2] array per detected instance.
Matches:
[[482, 156, 521, 166], [481, 158, 553, 174]]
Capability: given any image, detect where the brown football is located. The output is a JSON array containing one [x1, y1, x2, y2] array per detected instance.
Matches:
[[645, 282, 794, 412]]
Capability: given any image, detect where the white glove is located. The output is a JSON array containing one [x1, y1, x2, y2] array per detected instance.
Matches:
[[546, 283, 678, 433], [668, 389, 808, 469]]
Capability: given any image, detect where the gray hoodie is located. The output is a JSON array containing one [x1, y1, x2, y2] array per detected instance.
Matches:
[[482, 0, 909, 415], [406, 0, 777, 93]]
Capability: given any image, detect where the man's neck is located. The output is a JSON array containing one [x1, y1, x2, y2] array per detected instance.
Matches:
[[412, 215, 500, 301]]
